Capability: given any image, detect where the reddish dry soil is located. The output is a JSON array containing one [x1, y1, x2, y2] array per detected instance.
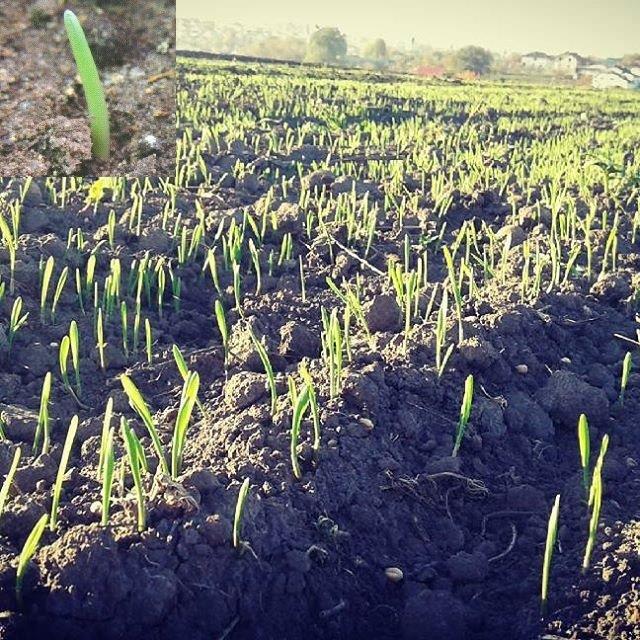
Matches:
[[0, 0, 175, 177]]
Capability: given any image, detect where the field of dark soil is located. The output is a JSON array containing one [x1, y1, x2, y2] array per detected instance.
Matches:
[[0, 0, 175, 177], [0, 59, 640, 640]]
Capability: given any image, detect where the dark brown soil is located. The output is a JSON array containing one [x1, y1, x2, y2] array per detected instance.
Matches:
[[0, 0, 175, 177], [0, 81, 639, 639]]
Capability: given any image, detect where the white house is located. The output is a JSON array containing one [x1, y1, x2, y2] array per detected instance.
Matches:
[[554, 52, 583, 78], [521, 52, 554, 71], [521, 51, 583, 78]]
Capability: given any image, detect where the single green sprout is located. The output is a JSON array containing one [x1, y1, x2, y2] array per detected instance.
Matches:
[[63, 9, 110, 161]]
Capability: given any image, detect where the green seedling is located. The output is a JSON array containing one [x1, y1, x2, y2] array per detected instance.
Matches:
[[172, 345, 206, 418], [0, 446, 21, 521], [100, 426, 115, 526], [120, 374, 168, 474], [64, 10, 110, 160], [16, 513, 48, 608], [33, 372, 52, 455], [96, 307, 106, 370], [145, 318, 152, 364], [248, 328, 277, 414], [452, 374, 474, 457], [97, 397, 114, 481], [583, 434, 609, 573], [7, 297, 28, 351], [290, 383, 310, 479], [577, 414, 590, 496], [51, 266, 68, 324], [232, 477, 250, 549], [59, 335, 71, 392], [69, 320, 81, 396], [540, 494, 561, 616], [40, 256, 55, 322], [300, 364, 320, 452], [171, 371, 200, 479], [214, 300, 229, 371], [50, 415, 78, 531], [619, 351, 632, 404], [120, 417, 146, 532]]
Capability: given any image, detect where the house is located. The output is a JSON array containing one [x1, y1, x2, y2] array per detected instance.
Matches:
[[521, 51, 583, 77], [554, 52, 583, 78], [521, 52, 554, 71]]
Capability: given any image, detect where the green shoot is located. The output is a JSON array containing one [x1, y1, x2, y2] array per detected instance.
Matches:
[[300, 364, 320, 452], [172, 344, 206, 417], [100, 427, 115, 526], [452, 374, 474, 457], [619, 351, 632, 404], [145, 318, 152, 364], [51, 266, 68, 324], [120, 417, 146, 532], [8, 297, 29, 350], [97, 397, 114, 481], [33, 372, 52, 455], [232, 477, 250, 549], [40, 256, 55, 322], [120, 375, 168, 474], [63, 10, 110, 160], [69, 320, 81, 397], [16, 513, 48, 608], [50, 415, 79, 531], [214, 300, 229, 371], [170, 371, 200, 479], [577, 413, 590, 497], [248, 329, 277, 414], [96, 307, 106, 370], [290, 382, 310, 479], [583, 434, 609, 573], [540, 494, 561, 616], [59, 335, 71, 392], [0, 446, 21, 521]]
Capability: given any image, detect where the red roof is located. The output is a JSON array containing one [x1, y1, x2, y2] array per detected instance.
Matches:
[[415, 65, 446, 77]]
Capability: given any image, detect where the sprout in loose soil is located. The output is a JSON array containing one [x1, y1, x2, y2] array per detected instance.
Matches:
[[63, 10, 110, 161]]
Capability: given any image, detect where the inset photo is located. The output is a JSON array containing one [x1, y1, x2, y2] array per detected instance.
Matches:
[[0, 1, 175, 177]]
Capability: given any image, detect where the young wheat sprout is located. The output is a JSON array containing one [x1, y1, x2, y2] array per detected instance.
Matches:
[[50, 415, 79, 531], [541, 494, 561, 616], [16, 513, 48, 608], [64, 10, 110, 160], [452, 374, 474, 457], [577, 414, 590, 496], [0, 446, 21, 521], [233, 478, 250, 549]]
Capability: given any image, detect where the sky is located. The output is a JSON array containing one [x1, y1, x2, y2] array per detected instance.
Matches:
[[178, 0, 640, 58]]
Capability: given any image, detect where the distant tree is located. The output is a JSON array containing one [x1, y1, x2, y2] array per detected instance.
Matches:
[[621, 53, 640, 68], [452, 46, 494, 75], [364, 38, 388, 60], [305, 27, 347, 64]]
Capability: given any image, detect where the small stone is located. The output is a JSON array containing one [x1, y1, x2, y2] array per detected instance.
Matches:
[[385, 567, 404, 583], [138, 134, 162, 157]]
